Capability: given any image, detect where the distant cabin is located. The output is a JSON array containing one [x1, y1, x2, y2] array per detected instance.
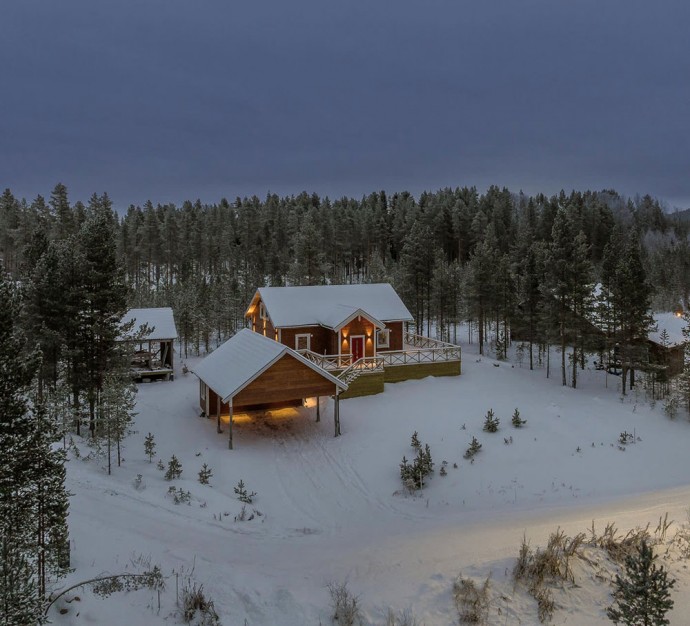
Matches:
[[649, 312, 687, 378], [120, 307, 178, 381]]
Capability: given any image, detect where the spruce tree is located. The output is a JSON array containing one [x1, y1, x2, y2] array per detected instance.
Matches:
[[144, 433, 156, 463], [198, 464, 213, 485], [165, 455, 183, 480], [606, 539, 675, 625]]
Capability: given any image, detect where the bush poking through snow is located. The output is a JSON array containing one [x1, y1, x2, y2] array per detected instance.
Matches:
[[198, 463, 213, 485], [234, 479, 257, 504], [588, 521, 653, 564], [513, 529, 584, 623], [165, 455, 182, 480], [464, 437, 482, 460], [167, 486, 191, 504], [511, 408, 526, 428], [156, 458, 164, 471], [533, 587, 555, 624], [181, 581, 220, 625], [327, 581, 361, 626], [482, 409, 499, 433], [452, 574, 490, 624]]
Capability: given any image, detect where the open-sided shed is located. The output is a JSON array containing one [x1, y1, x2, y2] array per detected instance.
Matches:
[[192, 329, 348, 448], [120, 307, 178, 381]]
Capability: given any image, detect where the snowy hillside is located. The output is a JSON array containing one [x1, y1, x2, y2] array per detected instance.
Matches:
[[52, 341, 690, 625]]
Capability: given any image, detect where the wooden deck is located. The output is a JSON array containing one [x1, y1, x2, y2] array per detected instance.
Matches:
[[297, 333, 461, 398]]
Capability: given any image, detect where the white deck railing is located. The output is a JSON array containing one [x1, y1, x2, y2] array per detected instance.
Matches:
[[337, 356, 385, 386], [298, 350, 353, 371], [298, 333, 461, 373]]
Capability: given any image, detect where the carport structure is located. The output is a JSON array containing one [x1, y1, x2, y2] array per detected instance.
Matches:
[[192, 329, 348, 448]]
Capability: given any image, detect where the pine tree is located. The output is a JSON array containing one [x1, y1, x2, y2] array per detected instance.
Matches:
[[198, 464, 213, 485], [234, 479, 256, 504], [0, 269, 69, 623], [511, 408, 526, 428], [101, 370, 137, 474], [483, 409, 500, 433], [144, 433, 156, 463], [410, 431, 421, 451], [606, 539, 675, 625], [464, 437, 482, 459], [165, 455, 183, 480]]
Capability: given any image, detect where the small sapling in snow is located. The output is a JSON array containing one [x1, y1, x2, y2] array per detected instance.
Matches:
[[156, 458, 164, 471], [399, 440, 434, 491], [144, 432, 156, 462], [198, 463, 213, 485], [165, 454, 182, 480], [483, 409, 499, 433], [410, 431, 421, 451], [234, 479, 257, 504], [511, 408, 526, 428], [464, 437, 482, 460]]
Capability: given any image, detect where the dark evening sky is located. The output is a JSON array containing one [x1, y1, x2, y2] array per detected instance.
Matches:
[[2, 0, 689, 210]]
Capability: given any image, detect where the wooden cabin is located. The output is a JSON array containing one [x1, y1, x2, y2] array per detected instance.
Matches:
[[648, 312, 687, 378], [244, 283, 461, 394], [120, 307, 178, 381], [245, 283, 411, 359], [192, 329, 348, 447]]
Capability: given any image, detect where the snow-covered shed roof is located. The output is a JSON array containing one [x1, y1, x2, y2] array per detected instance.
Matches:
[[649, 312, 688, 347], [121, 307, 178, 341], [191, 329, 347, 403], [246, 284, 413, 329]]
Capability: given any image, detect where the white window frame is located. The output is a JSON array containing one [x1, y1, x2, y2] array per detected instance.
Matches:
[[259, 302, 268, 320], [376, 328, 390, 349], [295, 333, 311, 351]]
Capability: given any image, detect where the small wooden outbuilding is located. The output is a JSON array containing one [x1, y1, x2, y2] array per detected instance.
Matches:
[[120, 307, 178, 381], [192, 329, 348, 448]]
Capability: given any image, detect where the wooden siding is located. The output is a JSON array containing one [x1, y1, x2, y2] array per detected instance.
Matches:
[[384, 360, 461, 383], [339, 371, 384, 399], [377, 321, 403, 352], [280, 325, 335, 354], [341, 317, 376, 357], [204, 354, 339, 415], [248, 299, 276, 340]]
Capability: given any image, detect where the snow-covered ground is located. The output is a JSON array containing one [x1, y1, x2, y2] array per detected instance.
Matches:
[[52, 340, 690, 625]]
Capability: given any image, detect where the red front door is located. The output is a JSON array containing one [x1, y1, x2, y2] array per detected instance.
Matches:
[[351, 336, 364, 362]]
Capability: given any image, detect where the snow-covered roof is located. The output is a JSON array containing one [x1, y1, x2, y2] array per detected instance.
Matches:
[[247, 284, 413, 328], [191, 329, 347, 402], [121, 307, 178, 341], [649, 312, 688, 347]]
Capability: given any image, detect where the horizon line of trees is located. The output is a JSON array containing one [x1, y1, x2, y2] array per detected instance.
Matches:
[[2, 183, 689, 377]]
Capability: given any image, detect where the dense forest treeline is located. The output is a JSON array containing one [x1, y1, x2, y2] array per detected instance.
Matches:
[[2, 184, 689, 354]]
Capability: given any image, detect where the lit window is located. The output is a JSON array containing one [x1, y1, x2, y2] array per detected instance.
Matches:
[[376, 329, 390, 349]]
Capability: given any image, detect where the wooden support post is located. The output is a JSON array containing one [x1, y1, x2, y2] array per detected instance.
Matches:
[[316, 396, 320, 422], [334, 393, 341, 437], [228, 403, 234, 450], [216, 395, 222, 433]]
